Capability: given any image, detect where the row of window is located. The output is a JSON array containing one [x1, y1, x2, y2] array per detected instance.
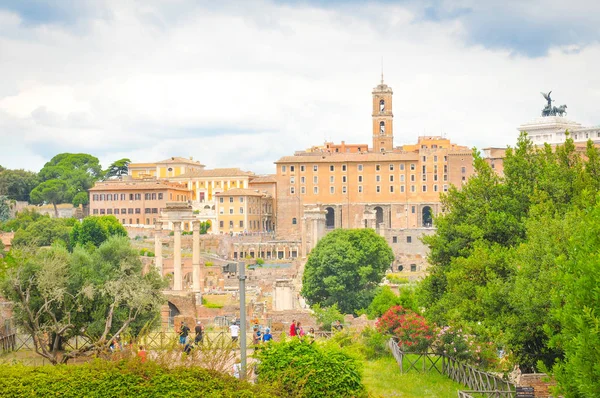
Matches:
[[219, 197, 245, 203], [92, 193, 174, 201], [281, 158, 452, 174], [217, 220, 262, 229], [92, 208, 159, 215], [392, 236, 413, 244], [292, 172, 452, 185], [290, 184, 449, 195]]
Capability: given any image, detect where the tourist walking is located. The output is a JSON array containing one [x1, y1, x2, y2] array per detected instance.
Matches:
[[137, 345, 147, 363], [289, 319, 297, 337], [194, 321, 204, 345], [252, 325, 262, 346], [179, 322, 190, 345], [333, 320, 344, 332], [230, 321, 240, 343], [297, 321, 305, 338]]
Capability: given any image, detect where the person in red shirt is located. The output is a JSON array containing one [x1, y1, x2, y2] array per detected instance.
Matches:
[[137, 345, 147, 363], [289, 319, 297, 337]]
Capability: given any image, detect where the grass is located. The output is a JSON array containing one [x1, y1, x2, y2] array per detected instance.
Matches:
[[362, 355, 464, 397]]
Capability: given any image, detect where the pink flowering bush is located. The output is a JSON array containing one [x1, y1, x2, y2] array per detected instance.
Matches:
[[376, 306, 433, 352], [431, 326, 472, 361], [432, 325, 499, 369]]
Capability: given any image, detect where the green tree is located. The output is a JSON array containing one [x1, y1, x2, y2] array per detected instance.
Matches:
[[312, 303, 344, 331], [200, 220, 211, 234], [550, 203, 600, 396], [0, 168, 39, 202], [366, 285, 417, 319], [0, 236, 164, 365], [33, 153, 102, 211], [29, 179, 67, 218], [104, 158, 131, 180], [70, 215, 127, 248], [0, 196, 13, 222], [0, 209, 44, 232], [301, 228, 394, 314], [11, 216, 74, 248], [72, 191, 89, 207]]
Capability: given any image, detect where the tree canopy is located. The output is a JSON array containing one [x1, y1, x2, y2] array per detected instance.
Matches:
[[417, 133, 600, 393], [0, 168, 39, 202], [70, 215, 128, 248], [0, 236, 165, 364], [104, 158, 131, 180], [0, 196, 12, 223], [31, 153, 102, 214], [11, 216, 75, 248], [301, 228, 394, 314]]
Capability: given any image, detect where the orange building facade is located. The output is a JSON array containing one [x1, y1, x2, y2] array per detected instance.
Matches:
[[89, 180, 192, 227], [274, 79, 475, 271]]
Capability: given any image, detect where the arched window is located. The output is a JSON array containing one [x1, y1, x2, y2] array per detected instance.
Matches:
[[325, 207, 335, 229], [379, 99, 385, 112], [422, 206, 433, 227], [374, 206, 384, 228], [292, 217, 297, 225], [379, 121, 385, 135]]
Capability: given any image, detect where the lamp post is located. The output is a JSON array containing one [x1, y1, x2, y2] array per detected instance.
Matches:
[[238, 261, 247, 379]]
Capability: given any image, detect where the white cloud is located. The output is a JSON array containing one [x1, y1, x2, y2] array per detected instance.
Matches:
[[0, 1, 598, 173]]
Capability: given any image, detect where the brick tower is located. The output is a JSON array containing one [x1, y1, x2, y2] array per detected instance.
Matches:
[[372, 75, 394, 152]]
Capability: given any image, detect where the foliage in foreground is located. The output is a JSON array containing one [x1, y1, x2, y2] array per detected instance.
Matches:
[[0, 360, 276, 398], [254, 338, 367, 398], [301, 228, 394, 314], [417, 134, 600, 394], [0, 236, 165, 364]]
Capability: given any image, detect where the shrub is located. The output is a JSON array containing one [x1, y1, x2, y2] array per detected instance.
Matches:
[[432, 326, 472, 361], [0, 360, 276, 397], [205, 261, 214, 267], [256, 258, 265, 266], [386, 274, 409, 284], [360, 326, 390, 360], [254, 339, 367, 398], [376, 306, 433, 352], [138, 248, 155, 257], [312, 303, 344, 331]]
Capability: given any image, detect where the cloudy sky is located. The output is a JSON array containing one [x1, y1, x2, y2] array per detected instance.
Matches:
[[0, 0, 599, 174]]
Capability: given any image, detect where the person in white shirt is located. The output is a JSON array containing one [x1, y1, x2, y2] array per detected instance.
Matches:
[[230, 322, 240, 342]]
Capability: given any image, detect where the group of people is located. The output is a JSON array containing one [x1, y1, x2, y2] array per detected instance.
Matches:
[[288, 319, 315, 340], [229, 320, 273, 346], [178, 321, 204, 354]]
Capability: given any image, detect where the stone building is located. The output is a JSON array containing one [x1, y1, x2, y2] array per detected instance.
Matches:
[[274, 78, 475, 270]]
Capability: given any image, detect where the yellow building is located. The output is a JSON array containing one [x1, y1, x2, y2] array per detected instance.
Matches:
[[215, 189, 274, 234], [170, 168, 256, 204], [128, 157, 205, 179]]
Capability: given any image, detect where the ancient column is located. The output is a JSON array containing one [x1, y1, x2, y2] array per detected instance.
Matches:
[[173, 221, 183, 291], [154, 221, 163, 275], [192, 220, 201, 292]]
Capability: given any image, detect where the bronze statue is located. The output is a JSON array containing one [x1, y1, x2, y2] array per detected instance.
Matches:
[[541, 91, 567, 117]]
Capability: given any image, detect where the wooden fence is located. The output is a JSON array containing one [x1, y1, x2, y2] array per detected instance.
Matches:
[[388, 338, 515, 398], [0, 332, 16, 354]]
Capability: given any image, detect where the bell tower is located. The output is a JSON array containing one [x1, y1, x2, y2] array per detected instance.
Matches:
[[372, 75, 393, 152]]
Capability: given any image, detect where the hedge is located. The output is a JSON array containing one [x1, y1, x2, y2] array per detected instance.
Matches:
[[0, 360, 278, 397]]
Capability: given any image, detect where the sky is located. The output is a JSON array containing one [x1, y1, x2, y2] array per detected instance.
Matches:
[[0, 0, 599, 174]]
